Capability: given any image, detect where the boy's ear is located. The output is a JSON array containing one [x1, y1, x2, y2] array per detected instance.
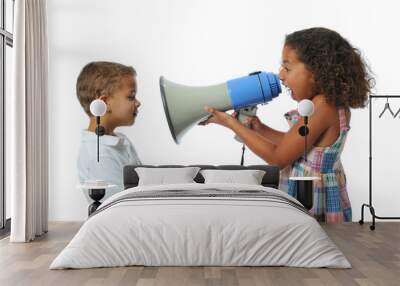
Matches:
[[98, 94, 112, 113], [98, 94, 110, 104]]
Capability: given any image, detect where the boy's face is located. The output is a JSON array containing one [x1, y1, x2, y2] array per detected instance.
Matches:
[[279, 46, 315, 102], [107, 75, 140, 126]]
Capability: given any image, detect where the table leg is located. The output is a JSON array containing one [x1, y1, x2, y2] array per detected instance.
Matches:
[[88, 189, 105, 216]]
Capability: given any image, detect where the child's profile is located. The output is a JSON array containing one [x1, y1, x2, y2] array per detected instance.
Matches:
[[76, 61, 142, 201]]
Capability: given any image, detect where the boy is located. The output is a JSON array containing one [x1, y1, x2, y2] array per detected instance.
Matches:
[[76, 61, 142, 201]]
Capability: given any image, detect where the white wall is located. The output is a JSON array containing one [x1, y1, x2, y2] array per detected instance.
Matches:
[[47, 0, 400, 221]]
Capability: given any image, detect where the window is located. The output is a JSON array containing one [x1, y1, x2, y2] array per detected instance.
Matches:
[[0, 0, 14, 235]]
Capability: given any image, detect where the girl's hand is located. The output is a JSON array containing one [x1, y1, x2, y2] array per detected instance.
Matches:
[[244, 116, 266, 133], [198, 106, 237, 128]]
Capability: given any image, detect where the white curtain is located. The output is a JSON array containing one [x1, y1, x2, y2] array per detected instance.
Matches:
[[10, 0, 48, 242]]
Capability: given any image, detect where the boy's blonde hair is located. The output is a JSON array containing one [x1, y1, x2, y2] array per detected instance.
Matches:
[[76, 61, 136, 117]]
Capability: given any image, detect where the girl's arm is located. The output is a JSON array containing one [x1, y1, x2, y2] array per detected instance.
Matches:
[[254, 123, 286, 145], [231, 114, 286, 145], [202, 97, 333, 169]]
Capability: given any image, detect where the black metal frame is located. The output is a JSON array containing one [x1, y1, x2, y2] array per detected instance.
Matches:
[[0, 0, 14, 232], [359, 95, 400, 230]]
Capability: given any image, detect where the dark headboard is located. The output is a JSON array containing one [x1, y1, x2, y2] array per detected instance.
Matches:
[[123, 165, 280, 189]]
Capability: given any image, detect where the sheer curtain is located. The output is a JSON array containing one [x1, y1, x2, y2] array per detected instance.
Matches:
[[10, 0, 48, 242]]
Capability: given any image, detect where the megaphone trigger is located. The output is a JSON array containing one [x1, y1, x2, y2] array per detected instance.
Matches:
[[198, 114, 213, 126], [236, 106, 258, 126]]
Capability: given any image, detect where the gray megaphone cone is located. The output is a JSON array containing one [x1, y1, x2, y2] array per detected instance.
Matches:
[[160, 76, 233, 144]]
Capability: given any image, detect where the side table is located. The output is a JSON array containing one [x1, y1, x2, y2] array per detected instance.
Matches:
[[77, 183, 116, 216], [289, 176, 320, 210]]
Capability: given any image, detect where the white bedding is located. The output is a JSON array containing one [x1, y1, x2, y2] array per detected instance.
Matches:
[[50, 183, 351, 269]]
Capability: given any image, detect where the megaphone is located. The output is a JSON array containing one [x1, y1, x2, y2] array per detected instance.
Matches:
[[160, 71, 281, 144]]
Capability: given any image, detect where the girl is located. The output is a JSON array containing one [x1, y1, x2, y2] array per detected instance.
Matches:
[[201, 27, 374, 222]]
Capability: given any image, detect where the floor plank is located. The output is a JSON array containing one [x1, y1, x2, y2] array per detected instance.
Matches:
[[0, 222, 399, 286]]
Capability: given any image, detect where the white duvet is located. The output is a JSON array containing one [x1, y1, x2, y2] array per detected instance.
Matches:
[[50, 183, 351, 269]]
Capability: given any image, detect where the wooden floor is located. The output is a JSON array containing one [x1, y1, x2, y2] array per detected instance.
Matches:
[[0, 222, 399, 286]]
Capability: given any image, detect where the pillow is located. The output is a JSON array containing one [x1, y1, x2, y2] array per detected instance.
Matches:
[[200, 169, 266, 185], [135, 167, 201, 186]]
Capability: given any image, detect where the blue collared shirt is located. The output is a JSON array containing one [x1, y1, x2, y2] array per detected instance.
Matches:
[[78, 130, 142, 201]]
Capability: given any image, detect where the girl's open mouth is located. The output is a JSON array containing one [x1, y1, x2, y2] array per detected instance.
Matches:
[[286, 86, 294, 98]]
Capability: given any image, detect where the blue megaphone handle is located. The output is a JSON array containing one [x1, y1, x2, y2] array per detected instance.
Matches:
[[226, 72, 281, 110]]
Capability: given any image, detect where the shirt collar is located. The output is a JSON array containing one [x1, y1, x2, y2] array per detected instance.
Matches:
[[81, 130, 129, 146]]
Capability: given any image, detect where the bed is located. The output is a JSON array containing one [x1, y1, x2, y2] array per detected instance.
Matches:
[[50, 165, 350, 269]]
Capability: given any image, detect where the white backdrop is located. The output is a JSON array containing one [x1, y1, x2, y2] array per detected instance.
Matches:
[[47, 0, 400, 221]]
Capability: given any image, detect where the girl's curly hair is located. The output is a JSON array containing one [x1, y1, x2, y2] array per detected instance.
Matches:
[[285, 27, 375, 108]]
